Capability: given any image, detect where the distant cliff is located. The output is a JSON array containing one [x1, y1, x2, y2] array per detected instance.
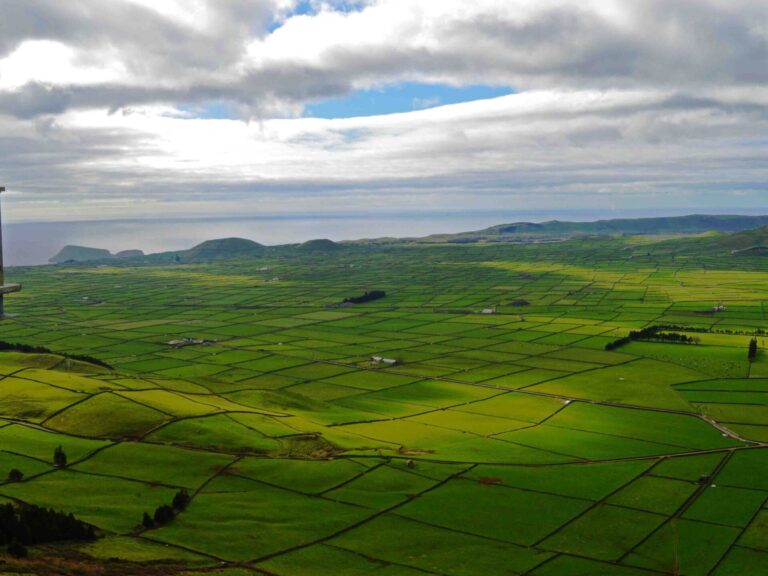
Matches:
[[49, 245, 144, 264]]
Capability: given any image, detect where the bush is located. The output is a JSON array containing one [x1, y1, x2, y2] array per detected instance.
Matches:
[[53, 446, 67, 468], [7, 469, 23, 482], [343, 290, 386, 304], [8, 468, 24, 482], [141, 490, 192, 531]]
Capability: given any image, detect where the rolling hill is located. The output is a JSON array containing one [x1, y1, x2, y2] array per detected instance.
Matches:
[[48, 215, 768, 265], [177, 238, 265, 261], [297, 238, 343, 252], [366, 214, 768, 244], [645, 226, 768, 258]]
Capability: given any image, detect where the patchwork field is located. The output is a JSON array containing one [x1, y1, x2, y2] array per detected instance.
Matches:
[[0, 236, 767, 575]]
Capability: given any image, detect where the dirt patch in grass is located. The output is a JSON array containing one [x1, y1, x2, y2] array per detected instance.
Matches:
[[477, 477, 503, 485]]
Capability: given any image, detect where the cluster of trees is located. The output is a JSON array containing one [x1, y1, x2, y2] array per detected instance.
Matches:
[[0, 503, 95, 558], [0, 340, 112, 370], [749, 338, 759, 362], [343, 290, 386, 304], [605, 326, 699, 351], [605, 336, 632, 351], [141, 489, 191, 530], [618, 324, 764, 338], [641, 331, 699, 344]]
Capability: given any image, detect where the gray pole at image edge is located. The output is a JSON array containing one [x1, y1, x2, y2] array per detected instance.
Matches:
[[0, 186, 5, 317]]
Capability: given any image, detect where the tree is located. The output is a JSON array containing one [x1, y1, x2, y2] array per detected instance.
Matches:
[[142, 511, 155, 529], [172, 489, 191, 512], [53, 445, 67, 468], [749, 338, 758, 362], [153, 504, 174, 525], [0, 502, 94, 548], [7, 469, 23, 482]]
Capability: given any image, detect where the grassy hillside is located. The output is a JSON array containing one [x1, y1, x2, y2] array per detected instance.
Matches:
[[702, 226, 768, 254], [49, 216, 768, 266], [370, 214, 768, 244], [298, 238, 343, 252], [178, 237, 264, 261], [629, 226, 768, 260]]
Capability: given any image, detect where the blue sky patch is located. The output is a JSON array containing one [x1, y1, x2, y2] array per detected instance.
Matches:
[[306, 83, 513, 119], [177, 83, 514, 121], [269, 1, 368, 32], [177, 101, 237, 120]]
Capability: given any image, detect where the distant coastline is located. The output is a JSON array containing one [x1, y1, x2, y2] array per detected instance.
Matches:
[[5, 209, 768, 267]]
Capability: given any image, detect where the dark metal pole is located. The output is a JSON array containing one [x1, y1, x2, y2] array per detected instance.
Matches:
[[0, 186, 5, 318]]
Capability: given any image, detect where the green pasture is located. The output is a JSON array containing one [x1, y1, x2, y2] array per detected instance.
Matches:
[[0, 235, 767, 572]]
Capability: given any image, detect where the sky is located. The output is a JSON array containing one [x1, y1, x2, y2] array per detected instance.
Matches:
[[0, 0, 766, 223]]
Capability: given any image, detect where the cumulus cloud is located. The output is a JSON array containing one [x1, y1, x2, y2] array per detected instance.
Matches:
[[1, 0, 766, 117], [0, 0, 766, 220]]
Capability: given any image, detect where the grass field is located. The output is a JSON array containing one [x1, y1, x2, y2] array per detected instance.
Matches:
[[0, 235, 767, 574]]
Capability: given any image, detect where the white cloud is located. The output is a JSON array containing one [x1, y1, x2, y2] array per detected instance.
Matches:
[[0, 41, 127, 89], [0, 86, 759, 221], [1, 0, 766, 116], [0, 0, 766, 220]]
